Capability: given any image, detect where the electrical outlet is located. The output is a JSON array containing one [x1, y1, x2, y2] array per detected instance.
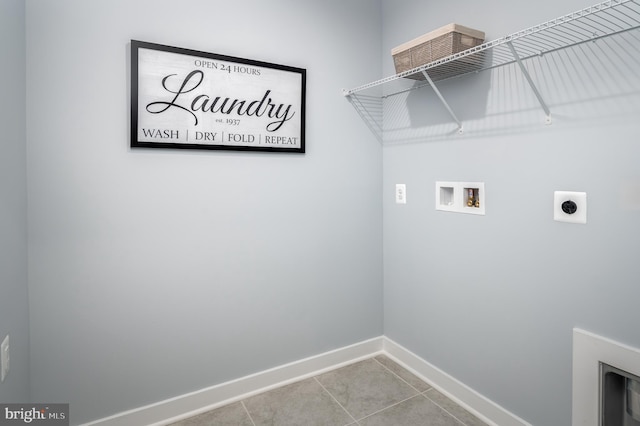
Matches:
[[1, 334, 8, 382], [395, 184, 407, 204], [554, 191, 587, 224]]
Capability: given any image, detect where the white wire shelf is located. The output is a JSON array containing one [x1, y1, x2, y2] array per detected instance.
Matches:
[[344, 0, 640, 98]]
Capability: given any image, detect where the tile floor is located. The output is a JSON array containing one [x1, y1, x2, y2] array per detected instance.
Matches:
[[169, 355, 488, 426]]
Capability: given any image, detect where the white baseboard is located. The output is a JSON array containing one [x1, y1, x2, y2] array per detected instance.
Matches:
[[82, 335, 530, 426], [382, 337, 532, 426], [81, 337, 384, 426]]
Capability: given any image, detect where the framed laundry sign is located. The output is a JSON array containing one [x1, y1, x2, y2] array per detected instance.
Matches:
[[131, 40, 306, 153]]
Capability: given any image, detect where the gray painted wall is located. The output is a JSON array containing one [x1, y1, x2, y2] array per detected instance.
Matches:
[[26, 1, 382, 423], [0, 0, 30, 404], [381, 0, 640, 425]]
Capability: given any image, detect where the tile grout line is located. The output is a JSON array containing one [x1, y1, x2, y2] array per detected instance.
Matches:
[[421, 389, 469, 426], [240, 400, 257, 426], [346, 356, 425, 423], [313, 376, 360, 426], [373, 356, 474, 426], [372, 356, 432, 395], [354, 394, 423, 423]]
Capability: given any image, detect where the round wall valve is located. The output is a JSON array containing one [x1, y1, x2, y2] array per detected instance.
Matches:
[[561, 200, 578, 215]]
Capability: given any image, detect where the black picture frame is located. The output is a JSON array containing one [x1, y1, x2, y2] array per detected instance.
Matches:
[[131, 40, 306, 153]]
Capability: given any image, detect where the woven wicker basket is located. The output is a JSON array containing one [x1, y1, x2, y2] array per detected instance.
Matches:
[[392, 24, 485, 80]]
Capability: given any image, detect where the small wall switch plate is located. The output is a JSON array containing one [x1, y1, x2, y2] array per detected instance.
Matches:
[[1, 334, 8, 382], [395, 184, 407, 204], [554, 191, 587, 224]]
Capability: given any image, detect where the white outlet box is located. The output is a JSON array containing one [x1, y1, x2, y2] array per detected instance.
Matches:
[[1, 334, 8, 382], [554, 191, 587, 224]]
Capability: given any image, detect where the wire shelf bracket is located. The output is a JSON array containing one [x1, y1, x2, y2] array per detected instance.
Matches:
[[506, 41, 553, 125], [421, 70, 464, 134]]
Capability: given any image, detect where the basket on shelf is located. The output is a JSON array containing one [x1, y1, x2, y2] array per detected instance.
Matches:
[[391, 23, 485, 80]]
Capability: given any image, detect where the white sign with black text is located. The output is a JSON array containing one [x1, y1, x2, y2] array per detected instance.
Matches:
[[131, 40, 306, 153]]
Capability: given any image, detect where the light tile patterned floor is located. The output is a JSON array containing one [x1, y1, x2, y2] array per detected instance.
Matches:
[[169, 355, 488, 426]]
